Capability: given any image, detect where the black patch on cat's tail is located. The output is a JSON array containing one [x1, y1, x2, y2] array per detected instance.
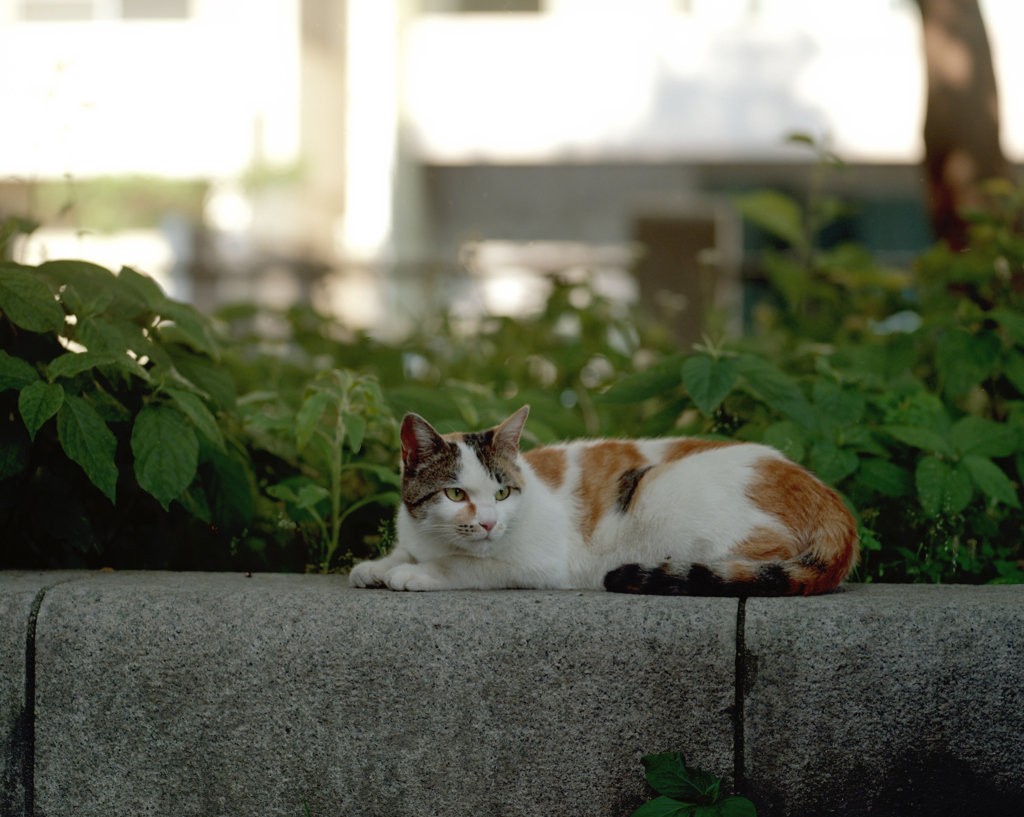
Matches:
[[604, 561, 795, 597], [604, 563, 692, 595]]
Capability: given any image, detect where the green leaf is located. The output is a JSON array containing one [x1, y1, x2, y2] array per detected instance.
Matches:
[[132, 404, 199, 511], [915, 457, 973, 518], [295, 483, 330, 509], [936, 329, 1000, 397], [57, 395, 119, 503], [344, 412, 368, 453], [599, 355, 686, 404], [812, 381, 864, 427], [203, 448, 255, 530], [116, 265, 166, 310], [296, 391, 333, 452], [77, 316, 158, 362], [734, 355, 816, 427], [630, 796, 700, 817], [373, 490, 402, 507], [1004, 349, 1024, 397], [881, 425, 954, 456], [165, 388, 225, 452], [179, 479, 213, 524], [762, 421, 805, 462], [0, 267, 64, 333], [0, 350, 40, 391], [762, 252, 811, 311], [351, 462, 402, 487], [167, 347, 236, 409], [991, 308, 1024, 346], [642, 753, 719, 804], [949, 415, 1020, 458], [840, 426, 888, 457], [47, 350, 150, 383], [19, 381, 64, 442], [962, 454, 1021, 509], [267, 483, 300, 503], [715, 797, 758, 817], [81, 384, 132, 423], [157, 300, 216, 357], [683, 356, 738, 417], [809, 439, 859, 484], [246, 411, 294, 432], [732, 190, 806, 248], [856, 458, 913, 497], [37, 260, 119, 317]]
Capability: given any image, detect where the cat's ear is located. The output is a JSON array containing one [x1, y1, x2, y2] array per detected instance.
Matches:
[[493, 405, 529, 459], [400, 413, 444, 471]]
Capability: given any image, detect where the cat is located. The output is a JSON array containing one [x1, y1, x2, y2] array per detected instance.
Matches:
[[349, 405, 859, 596]]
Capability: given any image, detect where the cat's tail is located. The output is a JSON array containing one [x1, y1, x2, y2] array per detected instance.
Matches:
[[605, 467, 859, 597]]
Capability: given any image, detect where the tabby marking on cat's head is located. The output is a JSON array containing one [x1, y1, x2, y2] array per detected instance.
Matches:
[[399, 407, 530, 553]]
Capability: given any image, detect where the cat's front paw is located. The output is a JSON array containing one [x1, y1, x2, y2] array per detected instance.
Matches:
[[349, 560, 388, 588], [384, 564, 442, 592]]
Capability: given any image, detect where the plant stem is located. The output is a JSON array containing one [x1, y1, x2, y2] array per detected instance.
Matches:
[[324, 389, 347, 573]]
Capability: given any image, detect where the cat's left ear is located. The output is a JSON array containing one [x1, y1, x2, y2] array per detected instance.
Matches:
[[400, 412, 445, 472], [493, 405, 529, 458]]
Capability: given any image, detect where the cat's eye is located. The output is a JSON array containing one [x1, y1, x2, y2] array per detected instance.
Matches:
[[444, 487, 466, 502], [495, 486, 511, 501]]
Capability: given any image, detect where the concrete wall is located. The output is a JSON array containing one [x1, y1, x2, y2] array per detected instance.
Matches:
[[2, 572, 1021, 817]]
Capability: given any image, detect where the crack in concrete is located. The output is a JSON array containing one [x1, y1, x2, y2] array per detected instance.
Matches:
[[21, 586, 46, 817], [733, 597, 747, 796]]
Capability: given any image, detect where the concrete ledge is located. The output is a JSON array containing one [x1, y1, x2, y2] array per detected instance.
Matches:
[[2, 574, 1023, 817], [0, 571, 82, 817], [744, 585, 1024, 817]]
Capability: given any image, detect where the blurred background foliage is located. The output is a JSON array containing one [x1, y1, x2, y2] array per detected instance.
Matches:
[[3, 166, 1024, 584]]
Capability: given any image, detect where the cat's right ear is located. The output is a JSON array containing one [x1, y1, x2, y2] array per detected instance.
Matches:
[[493, 405, 529, 459], [400, 413, 444, 472]]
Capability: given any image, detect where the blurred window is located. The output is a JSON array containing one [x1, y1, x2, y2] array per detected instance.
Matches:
[[420, 0, 542, 12], [20, 0, 190, 20], [121, 0, 188, 19], [20, 1, 94, 19]]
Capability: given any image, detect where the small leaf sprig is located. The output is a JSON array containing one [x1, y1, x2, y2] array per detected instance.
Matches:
[[630, 753, 755, 817]]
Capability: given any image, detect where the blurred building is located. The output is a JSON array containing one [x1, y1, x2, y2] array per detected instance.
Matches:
[[1, 0, 1022, 340]]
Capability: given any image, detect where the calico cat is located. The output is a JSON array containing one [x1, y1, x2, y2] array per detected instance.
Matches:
[[349, 406, 858, 596]]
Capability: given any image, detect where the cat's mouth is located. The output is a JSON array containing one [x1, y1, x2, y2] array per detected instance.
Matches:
[[457, 526, 503, 553]]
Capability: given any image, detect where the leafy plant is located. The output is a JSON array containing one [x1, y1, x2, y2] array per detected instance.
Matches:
[[0, 256, 259, 569], [597, 161, 1024, 585], [241, 368, 401, 573], [631, 753, 755, 817]]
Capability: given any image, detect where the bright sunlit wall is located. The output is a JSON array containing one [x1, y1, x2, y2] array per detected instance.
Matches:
[[2, 0, 1023, 325]]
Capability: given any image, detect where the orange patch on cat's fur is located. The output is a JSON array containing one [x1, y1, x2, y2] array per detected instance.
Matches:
[[747, 456, 859, 594], [664, 438, 741, 462], [576, 441, 647, 542], [523, 447, 568, 490], [735, 526, 802, 562]]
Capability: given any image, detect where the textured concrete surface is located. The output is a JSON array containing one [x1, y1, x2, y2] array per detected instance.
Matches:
[[11, 575, 1024, 817], [33, 573, 737, 817], [744, 584, 1024, 817], [0, 571, 86, 817]]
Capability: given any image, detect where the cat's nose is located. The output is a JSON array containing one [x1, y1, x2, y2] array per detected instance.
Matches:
[[479, 519, 496, 532]]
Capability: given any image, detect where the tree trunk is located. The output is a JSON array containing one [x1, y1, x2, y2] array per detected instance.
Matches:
[[915, 0, 1014, 249]]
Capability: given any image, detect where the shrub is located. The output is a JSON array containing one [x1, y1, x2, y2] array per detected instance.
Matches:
[[4, 170, 1023, 583], [0, 241, 401, 572], [596, 178, 1024, 584], [0, 252, 258, 569]]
